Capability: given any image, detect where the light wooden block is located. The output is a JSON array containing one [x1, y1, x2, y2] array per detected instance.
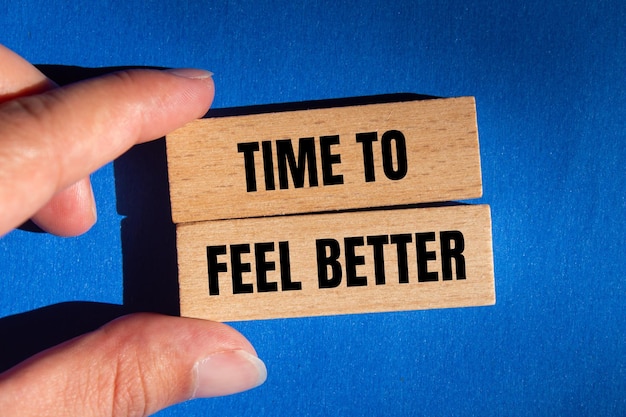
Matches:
[[177, 204, 494, 322], [166, 97, 482, 224]]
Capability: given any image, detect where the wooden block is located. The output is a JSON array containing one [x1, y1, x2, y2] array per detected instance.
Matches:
[[167, 97, 482, 223], [177, 204, 494, 322]]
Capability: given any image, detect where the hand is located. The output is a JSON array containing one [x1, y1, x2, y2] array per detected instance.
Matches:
[[0, 45, 267, 416]]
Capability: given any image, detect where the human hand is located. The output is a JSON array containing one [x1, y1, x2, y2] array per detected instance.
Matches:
[[0, 45, 267, 416]]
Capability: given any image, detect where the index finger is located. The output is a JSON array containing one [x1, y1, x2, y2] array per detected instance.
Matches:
[[0, 68, 214, 236]]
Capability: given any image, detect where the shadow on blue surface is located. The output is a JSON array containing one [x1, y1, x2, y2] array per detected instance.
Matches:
[[0, 302, 127, 372], [0, 64, 439, 372]]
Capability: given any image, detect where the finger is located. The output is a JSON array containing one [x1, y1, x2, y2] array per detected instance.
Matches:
[[0, 44, 97, 235], [30, 177, 97, 236], [0, 44, 55, 102], [0, 67, 214, 236], [0, 313, 267, 417], [30, 176, 97, 237]]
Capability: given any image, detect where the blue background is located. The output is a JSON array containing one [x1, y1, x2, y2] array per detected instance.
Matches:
[[1, 1, 625, 416]]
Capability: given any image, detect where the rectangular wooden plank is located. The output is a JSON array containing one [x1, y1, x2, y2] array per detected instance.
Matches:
[[167, 97, 482, 223], [177, 204, 494, 322]]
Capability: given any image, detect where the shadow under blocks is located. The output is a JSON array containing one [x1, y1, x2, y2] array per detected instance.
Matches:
[[0, 64, 437, 372]]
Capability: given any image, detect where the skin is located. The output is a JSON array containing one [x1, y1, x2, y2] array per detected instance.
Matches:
[[0, 45, 266, 416]]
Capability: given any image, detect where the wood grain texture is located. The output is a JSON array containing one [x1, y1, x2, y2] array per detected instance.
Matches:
[[177, 204, 494, 322], [167, 97, 482, 223]]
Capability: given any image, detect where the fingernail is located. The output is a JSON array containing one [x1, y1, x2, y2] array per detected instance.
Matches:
[[165, 68, 213, 80], [192, 350, 267, 398]]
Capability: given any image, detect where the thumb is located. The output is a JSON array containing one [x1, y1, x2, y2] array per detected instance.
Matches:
[[0, 314, 267, 417]]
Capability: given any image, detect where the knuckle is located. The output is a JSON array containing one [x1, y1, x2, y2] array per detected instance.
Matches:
[[0, 93, 66, 182], [110, 351, 150, 417], [95, 315, 182, 417], [94, 326, 152, 417]]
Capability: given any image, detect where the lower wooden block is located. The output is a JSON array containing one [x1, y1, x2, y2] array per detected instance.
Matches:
[[177, 205, 495, 321]]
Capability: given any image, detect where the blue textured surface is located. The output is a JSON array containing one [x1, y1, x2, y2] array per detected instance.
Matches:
[[1, 1, 625, 416]]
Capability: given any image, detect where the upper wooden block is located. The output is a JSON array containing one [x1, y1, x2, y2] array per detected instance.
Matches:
[[166, 97, 482, 224]]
